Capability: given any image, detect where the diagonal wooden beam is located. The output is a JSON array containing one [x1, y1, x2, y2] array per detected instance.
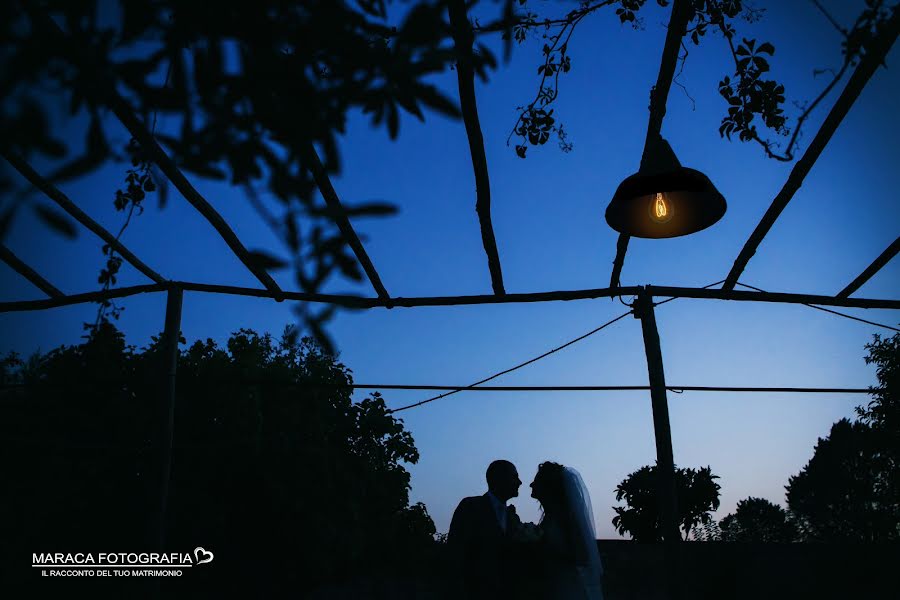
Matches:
[[300, 144, 390, 300], [837, 236, 900, 298], [0, 243, 64, 297], [610, 0, 693, 288], [723, 5, 899, 291], [1, 149, 166, 284], [24, 4, 284, 300], [448, 0, 506, 295]]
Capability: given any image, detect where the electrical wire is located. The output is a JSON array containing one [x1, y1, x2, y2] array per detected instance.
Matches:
[[388, 279, 726, 413], [735, 281, 899, 333], [387, 310, 633, 413]]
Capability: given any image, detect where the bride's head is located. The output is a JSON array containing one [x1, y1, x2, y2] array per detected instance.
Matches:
[[530, 461, 567, 515]]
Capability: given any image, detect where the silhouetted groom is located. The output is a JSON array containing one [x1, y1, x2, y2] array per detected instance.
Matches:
[[448, 459, 522, 599]]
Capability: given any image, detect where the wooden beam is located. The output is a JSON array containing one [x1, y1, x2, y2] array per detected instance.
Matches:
[[837, 236, 900, 298], [349, 384, 872, 393], [2, 281, 898, 313], [634, 288, 682, 598], [610, 0, 693, 288], [2, 380, 870, 394], [1, 149, 166, 284], [0, 283, 165, 312], [153, 287, 182, 552], [610, 234, 629, 288], [448, 0, 506, 295], [723, 5, 900, 291], [300, 144, 390, 300], [645, 285, 900, 310], [0, 243, 64, 298], [24, 4, 284, 300]]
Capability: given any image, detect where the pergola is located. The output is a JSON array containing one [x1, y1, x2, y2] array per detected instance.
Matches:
[[3, 0, 899, 590]]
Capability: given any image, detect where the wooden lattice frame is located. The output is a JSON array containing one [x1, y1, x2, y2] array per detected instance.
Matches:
[[2, 0, 898, 562]]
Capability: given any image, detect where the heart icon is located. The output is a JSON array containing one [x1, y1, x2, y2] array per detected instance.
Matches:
[[194, 546, 214, 566]]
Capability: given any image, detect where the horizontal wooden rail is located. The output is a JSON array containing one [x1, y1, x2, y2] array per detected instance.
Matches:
[[1, 281, 897, 313], [0, 381, 869, 394], [356, 384, 871, 393], [0, 283, 165, 312]]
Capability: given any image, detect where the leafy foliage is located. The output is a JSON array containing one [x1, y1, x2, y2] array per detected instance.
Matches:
[[786, 333, 900, 542], [2, 0, 501, 343], [856, 333, 900, 433], [785, 418, 898, 541], [719, 497, 799, 542], [716, 38, 785, 143], [612, 463, 721, 541], [501, 0, 894, 162], [502, 0, 778, 159], [0, 324, 436, 593]]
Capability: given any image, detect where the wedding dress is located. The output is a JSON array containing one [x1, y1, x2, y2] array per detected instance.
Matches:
[[541, 467, 604, 600]]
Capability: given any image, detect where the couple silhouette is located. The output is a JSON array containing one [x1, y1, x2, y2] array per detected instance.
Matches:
[[448, 460, 604, 599]]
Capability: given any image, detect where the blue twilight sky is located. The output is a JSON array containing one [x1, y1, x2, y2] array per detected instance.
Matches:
[[2, 1, 898, 538]]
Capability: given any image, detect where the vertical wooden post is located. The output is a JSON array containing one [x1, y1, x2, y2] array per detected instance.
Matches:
[[633, 287, 681, 597], [157, 286, 183, 551]]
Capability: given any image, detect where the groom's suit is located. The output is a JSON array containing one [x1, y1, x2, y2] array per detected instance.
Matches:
[[448, 493, 519, 599]]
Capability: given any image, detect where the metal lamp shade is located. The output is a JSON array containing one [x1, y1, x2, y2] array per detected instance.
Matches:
[[605, 168, 726, 239]]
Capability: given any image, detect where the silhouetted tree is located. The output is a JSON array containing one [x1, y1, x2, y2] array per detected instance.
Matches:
[[612, 464, 721, 541], [0, 324, 436, 595], [785, 419, 896, 542], [785, 333, 900, 542], [718, 497, 799, 542], [856, 333, 900, 434]]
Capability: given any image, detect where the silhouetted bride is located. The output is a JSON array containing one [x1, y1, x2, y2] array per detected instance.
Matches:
[[529, 462, 604, 599]]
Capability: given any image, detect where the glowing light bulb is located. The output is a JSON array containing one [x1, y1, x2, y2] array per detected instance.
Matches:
[[648, 192, 674, 224]]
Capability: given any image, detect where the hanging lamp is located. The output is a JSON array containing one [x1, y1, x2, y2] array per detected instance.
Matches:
[[605, 136, 726, 238]]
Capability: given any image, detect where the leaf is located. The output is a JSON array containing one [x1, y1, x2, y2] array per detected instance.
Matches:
[[386, 101, 399, 139], [305, 312, 336, 357], [46, 152, 108, 184], [0, 206, 16, 241], [180, 158, 227, 180], [248, 249, 289, 271], [758, 42, 775, 55], [150, 165, 168, 209], [87, 115, 108, 156], [333, 250, 363, 282], [339, 202, 399, 218], [34, 204, 78, 239], [413, 83, 461, 118]]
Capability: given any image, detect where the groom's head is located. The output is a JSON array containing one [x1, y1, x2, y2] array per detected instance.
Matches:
[[486, 460, 521, 502]]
